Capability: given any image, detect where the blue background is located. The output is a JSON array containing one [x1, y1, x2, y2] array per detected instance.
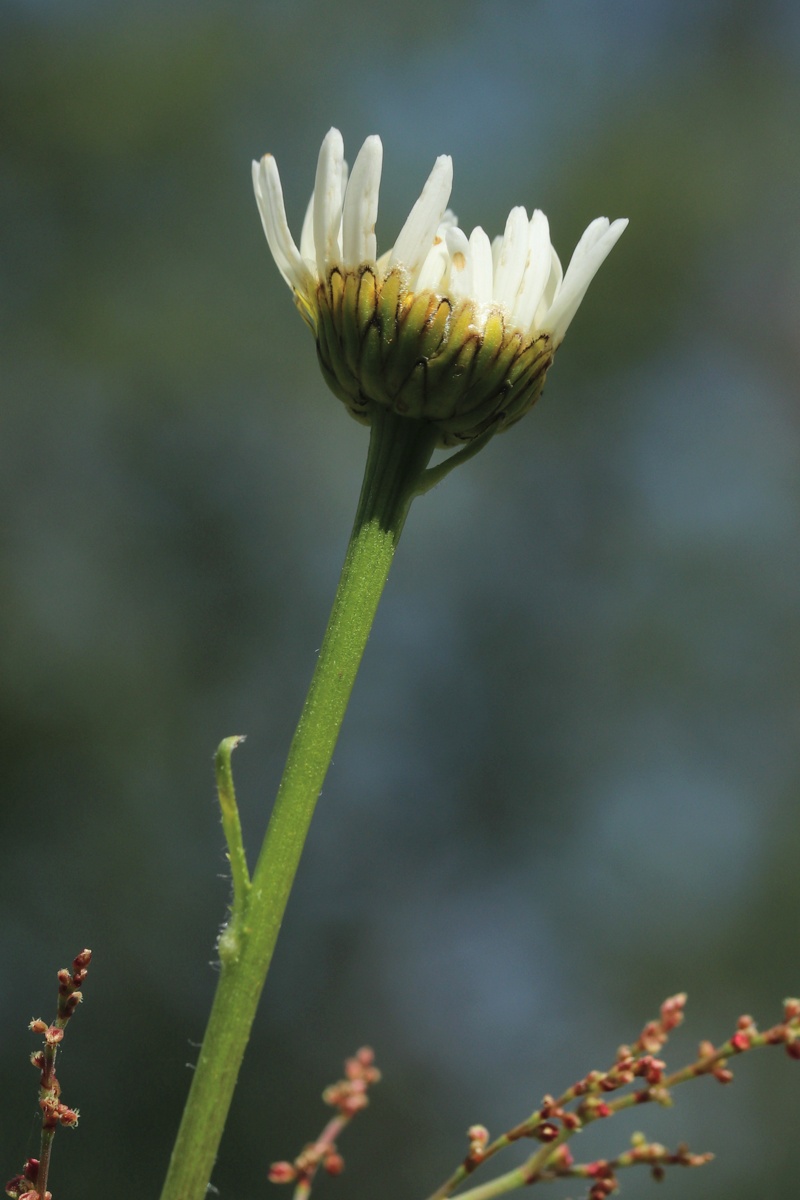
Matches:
[[2, 2, 800, 1198]]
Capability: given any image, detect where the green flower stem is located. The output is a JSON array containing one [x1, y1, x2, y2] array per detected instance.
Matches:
[[159, 408, 440, 1200]]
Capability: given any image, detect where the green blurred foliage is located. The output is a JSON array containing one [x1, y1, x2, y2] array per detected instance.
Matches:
[[2, 2, 800, 1198]]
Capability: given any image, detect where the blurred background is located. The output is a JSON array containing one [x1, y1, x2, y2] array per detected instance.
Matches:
[[2, 1, 800, 1197]]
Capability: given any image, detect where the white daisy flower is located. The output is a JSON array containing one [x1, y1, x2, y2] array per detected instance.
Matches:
[[253, 128, 627, 446]]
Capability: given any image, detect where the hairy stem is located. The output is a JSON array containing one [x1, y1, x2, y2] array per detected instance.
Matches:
[[159, 409, 439, 1200]]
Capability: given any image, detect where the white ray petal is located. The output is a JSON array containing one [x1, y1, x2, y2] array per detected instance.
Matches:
[[415, 237, 449, 293], [567, 216, 612, 266], [313, 127, 345, 278], [492, 206, 529, 313], [534, 245, 564, 326], [512, 209, 552, 332], [338, 159, 349, 257], [300, 193, 315, 262], [490, 234, 503, 278], [468, 226, 494, 307], [389, 155, 453, 287], [376, 247, 393, 274], [341, 135, 383, 268], [444, 225, 472, 301], [252, 156, 309, 292], [541, 218, 628, 343]]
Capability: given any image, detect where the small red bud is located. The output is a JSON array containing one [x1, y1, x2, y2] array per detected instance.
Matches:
[[45, 1026, 64, 1046], [467, 1124, 489, 1146], [324, 1153, 345, 1176], [730, 1031, 750, 1052], [267, 1162, 297, 1184], [532, 1121, 560, 1143], [785, 1039, 800, 1060], [28, 1020, 47, 1035], [660, 993, 687, 1029], [553, 1145, 574, 1170], [639, 1022, 663, 1053], [593, 1183, 617, 1199]]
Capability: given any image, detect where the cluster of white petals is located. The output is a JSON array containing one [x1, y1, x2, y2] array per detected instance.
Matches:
[[252, 128, 627, 347]]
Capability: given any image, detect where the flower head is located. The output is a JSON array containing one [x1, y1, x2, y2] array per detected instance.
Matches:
[[253, 129, 626, 447]]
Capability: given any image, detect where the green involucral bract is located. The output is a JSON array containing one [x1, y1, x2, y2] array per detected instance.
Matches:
[[306, 265, 554, 447]]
